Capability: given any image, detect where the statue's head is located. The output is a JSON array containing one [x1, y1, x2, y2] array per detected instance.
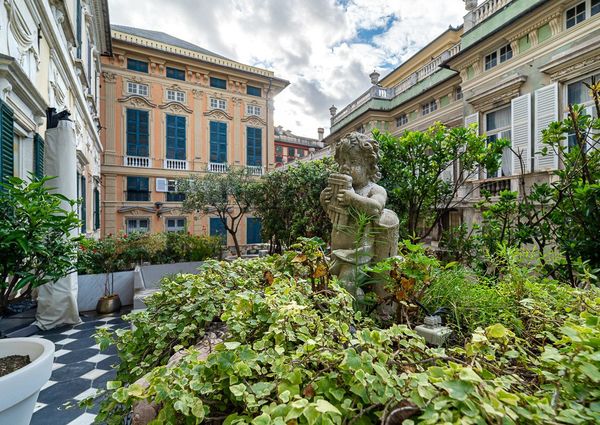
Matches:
[[334, 132, 381, 185]]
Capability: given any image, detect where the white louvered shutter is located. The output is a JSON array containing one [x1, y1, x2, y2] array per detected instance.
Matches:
[[511, 93, 531, 174], [463, 113, 480, 180], [534, 83, 559, 171], [156, 178, 168, 192], [441, 162, 454, 183]]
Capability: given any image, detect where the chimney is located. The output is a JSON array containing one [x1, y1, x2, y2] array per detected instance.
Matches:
[[317, 128, 324, 141]]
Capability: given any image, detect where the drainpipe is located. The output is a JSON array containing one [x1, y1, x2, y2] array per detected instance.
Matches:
[[266, 77, 273, 172]]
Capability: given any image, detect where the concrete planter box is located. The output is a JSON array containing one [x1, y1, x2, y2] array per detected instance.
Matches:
[[77, 271, 134, 312], [138, 261, 204, 290], [0, 338, 55, 425]]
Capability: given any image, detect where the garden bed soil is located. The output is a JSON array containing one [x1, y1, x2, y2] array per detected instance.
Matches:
[[0, 354, 30, 377]]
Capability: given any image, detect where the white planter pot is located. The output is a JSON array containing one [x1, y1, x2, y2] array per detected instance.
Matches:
[[0, 338, 55, 425]]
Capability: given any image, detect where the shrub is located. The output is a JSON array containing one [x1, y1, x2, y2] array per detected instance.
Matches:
[[0, 176, 80, 314], [93, 241, 600, 424], [77, 232, 221, 275]]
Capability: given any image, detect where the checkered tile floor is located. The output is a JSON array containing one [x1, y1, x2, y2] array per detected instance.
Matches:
[[30, 313, 129, 425]]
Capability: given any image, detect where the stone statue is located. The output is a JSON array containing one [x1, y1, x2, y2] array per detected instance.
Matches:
[[320, 132, 399, 291]]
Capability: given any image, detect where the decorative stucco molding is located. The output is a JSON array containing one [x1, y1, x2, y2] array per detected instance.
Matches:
[[540, 35, 600, 82], [465, 73, 526, 112], [158, 101, 193, 114], [117, 94, 157, 108], [241, 116, 267, 126], [102, 71, 116, 84], [203, 109, 233, 120]]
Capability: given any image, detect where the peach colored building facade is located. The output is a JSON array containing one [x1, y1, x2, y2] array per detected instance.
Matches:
[[99, 25, 288, 246]]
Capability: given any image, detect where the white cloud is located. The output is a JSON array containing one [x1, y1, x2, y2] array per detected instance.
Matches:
[[108, 0, 465, 137]]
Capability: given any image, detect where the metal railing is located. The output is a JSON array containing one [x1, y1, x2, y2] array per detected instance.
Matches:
[[124, 155, 150, 168], [164, 159, 188, 170], [207, 162, 228, 173]]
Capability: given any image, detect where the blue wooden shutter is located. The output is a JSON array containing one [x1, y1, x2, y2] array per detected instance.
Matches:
[[210, 217, 227, 243], [166, 115, 186, 160], [33, 133, 44, 178], [126, 109, 149, 157], [210, 121, 227, 163], [0, 98, 14, 186], [247, 217, 262, 244], [246, 127, 262, 166]]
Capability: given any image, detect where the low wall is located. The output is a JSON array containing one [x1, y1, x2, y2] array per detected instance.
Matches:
[[140, 261, 204, 289], [77, 271, 135, 312]]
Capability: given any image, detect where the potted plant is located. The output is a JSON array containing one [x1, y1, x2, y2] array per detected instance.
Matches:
[[91, 234, 125, 314], [0, 176, 80, 423]]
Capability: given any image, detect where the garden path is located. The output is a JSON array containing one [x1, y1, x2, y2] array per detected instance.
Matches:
[[29, 311, 129, 424]]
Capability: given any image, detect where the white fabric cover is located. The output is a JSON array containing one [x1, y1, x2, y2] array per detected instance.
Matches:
[[34, 120, 81, 330]]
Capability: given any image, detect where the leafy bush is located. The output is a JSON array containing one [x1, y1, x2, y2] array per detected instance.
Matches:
[[94, 241, 600, 424], [77, 232, 221, 275], [0, 176, 80, 314]]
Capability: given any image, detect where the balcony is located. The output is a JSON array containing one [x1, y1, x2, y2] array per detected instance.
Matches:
[[480, 178, 511, 197], [164, 159, 188, 170], [246, 165, 263, 176], [465, 0, 514, 31], [124, 155, 150, 168], [207, 162, 228, 173], [332, 43, 461, 126]]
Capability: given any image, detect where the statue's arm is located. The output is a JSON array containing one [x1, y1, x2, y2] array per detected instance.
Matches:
[[320, 186, 332, 210], [346, 186, 386, 217]]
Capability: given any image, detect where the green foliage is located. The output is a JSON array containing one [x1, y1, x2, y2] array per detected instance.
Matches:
[[94, 242, 600, 424], [178, 167, 260, 256], [253, 158, 337, 253], [77, 232, 221, 275], [375, 123, 508, 240], [0, 176, 80, 314]]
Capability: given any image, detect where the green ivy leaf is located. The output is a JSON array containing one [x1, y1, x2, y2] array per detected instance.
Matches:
[[437, 380, 474, 401]]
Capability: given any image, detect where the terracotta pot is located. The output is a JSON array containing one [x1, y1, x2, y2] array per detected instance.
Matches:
[[96, 294, 122, 314]]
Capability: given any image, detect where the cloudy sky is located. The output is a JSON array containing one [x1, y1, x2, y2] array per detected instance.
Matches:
[[108, 0, 466, 138]]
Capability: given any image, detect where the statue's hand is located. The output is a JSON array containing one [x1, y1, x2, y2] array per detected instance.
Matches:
[[320, 187, 333, 205], [337, 189, 355, 206]]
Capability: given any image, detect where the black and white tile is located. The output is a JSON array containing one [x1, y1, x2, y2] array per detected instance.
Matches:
[[30, 313, 128, 425]]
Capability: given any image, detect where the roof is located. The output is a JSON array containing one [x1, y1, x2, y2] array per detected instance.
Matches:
[[111, 24, 230, 61]]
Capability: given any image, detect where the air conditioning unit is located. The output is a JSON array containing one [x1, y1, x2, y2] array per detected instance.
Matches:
[[156, 178, 168, 192]]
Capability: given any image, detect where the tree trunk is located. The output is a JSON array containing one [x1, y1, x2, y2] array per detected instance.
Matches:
[[229, 229, 242, 257]]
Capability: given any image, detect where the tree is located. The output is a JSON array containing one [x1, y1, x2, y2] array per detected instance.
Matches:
[[0, 176, 80, 314], [253, 158, 337, 253], [178, 167, 258, 257], [374, 124, 508, 240]]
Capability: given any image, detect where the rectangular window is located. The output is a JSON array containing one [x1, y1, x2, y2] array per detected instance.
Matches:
[[0, 98, 14, 185], [247, 85, 261, 97], [298, 149, 305, 158], [210, 77, 227, 89], [247, 217, 262, 244], [275, 146, 283, 164], [127, 82, 149, 96], [127, 218, 149, 234], [166, 179, 186, 202], [396, 114, 408, 127], [593, 0, 600, 15], [166, 66, 185, 81], [485, 106, 511, 178], [94, 187, 100, 230], [499, 44, 513, 63], [566, 2, 586, 28], [422, 100, 437, 115], [166, 218, 186, 232], [126, 109, 149, 157], [126, 176, 150, 201], [76, 0, 82, 58], [127, 58, 148, 73], [247, 104, 262, 116], [566, 72, 600, 150], [210, 217, 227, 243], [246, 127, 262, 167], [484, 51, 497, 70], [455, 87, 463, 101], [209, 121, 227, 163], [210, 98, 227, 110], [166, 115, 186, 160], [288, 147, 295, 157], [166, 89, 185, 103]]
